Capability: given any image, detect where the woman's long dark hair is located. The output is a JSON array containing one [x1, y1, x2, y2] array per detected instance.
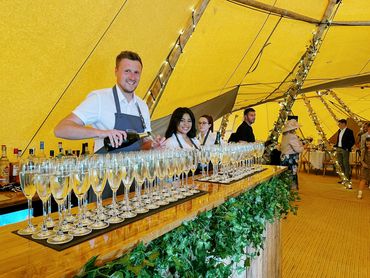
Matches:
[[165, 107, 197, 139]]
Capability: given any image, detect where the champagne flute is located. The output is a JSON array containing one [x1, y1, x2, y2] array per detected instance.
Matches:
[[32, 159, 55, 239], [146, 154, 159, 210], [17, 158, 37, 235], [133, 156, 149, 214], [64, 157, 76, 223], [173, 152, 185, 199], [69, 157, 92, 236], [47, 158, 74, 244], [45, 197, 55, 228], [189, 150, 200, 193], [181, 151, 193, 196], [88, 155, 109, 230], [106, 154, 124, 224], [121, 155, 137, 218], [154, 153, 170, 206]]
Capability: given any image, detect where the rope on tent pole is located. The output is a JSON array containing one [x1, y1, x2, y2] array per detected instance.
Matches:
[[263, 0, 340, 164], [328, 89, 364, 127], [317, 91, 340, 122], [301, 93, 351, 188]]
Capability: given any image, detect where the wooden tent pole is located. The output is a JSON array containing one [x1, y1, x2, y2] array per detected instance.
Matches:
[[229, 0, 320, 23], [301, 93, 352, 188], [329, 90, 364, 127], [317, 91, 340, 122], [263, 0, 339, 163]]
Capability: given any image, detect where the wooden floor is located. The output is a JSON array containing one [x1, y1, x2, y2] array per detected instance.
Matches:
[[282, 171, 370, 278]]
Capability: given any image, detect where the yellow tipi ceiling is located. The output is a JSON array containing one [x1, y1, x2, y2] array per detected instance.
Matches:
[[1, 0, 369, 154]]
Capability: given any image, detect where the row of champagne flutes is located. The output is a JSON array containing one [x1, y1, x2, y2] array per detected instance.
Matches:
[[16, 149, 200, 244], [198, 142, 265, 183], [16, 142, 264, 245]]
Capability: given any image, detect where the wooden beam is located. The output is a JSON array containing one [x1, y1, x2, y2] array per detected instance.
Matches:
[[229, 0, 320, 24]]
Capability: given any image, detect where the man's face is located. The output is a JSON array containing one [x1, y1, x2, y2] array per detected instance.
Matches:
[[338, 122, 346, 130], [115, 59, 142, 94], [244, 112, 256, 125]]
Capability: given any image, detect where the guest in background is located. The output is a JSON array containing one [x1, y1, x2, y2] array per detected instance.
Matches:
[[335, 119, 355, 185], [234, 107, 256, 143], [164, 107, 200, 150], [197, 115, 221, 146], [360, 122, 370, 153], [357, 138, 370, 199], [280, 119, 304, 189]]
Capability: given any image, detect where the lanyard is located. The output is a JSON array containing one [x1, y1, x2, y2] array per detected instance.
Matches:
[[201, 130, 210, 146], [174, 134, 199, 150]]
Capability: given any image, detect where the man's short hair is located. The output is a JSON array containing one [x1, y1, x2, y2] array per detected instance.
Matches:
[[338, 119, 347, 125], [116, 51, 143, 68], [244, 107, 255, 116]]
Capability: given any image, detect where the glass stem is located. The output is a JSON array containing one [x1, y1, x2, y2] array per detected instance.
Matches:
[[185, 173, 189, 191], [67, 191, 72, 215], [124, 186, 130, 211], [47, 197, 52, 218], [57, 204, 64, 235], [77, 197, 83, 228], [27, 199, 33, 227], [42, 201, 48, 231], [112, 190, 117, 209]]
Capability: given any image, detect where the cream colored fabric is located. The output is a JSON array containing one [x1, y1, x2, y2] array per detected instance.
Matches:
[[281, 133, 304, 155]]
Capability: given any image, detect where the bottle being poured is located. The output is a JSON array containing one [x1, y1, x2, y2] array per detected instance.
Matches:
[[103, 131, 152, 152]]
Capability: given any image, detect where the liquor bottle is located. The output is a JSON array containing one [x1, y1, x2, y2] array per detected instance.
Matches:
[[84, 143, 90, 155], [10, 148, 21, 183], [39, 141, 46, 158], [81, 143, 86, 156], [103, 131, 152, 152], [49, 150, 55, 158], [56, 142, 64, 158], [0, 145, 10, 185], [214, 131, 221, 145], [28, 148, 36, 159]]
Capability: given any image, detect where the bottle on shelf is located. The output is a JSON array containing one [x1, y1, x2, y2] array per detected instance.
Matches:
[[84, 143, 90, 156], [10, 148, 21, 183], [28, 148, 36, 159], [214, 131, 221, 145], [56, 142, 64, 158], [81, 143, 86, 156], [103, 131, 152, 152], [0, 145, 10, 185], [38, 141, 46, 158], [49, 150, 55, 158]]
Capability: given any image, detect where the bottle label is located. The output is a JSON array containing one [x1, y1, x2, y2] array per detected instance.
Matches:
[[0, 165, 9, 183], [12, 164, 19, 176]]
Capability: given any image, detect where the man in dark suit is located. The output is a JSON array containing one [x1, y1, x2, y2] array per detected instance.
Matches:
[[335, 119, 355, 186], [234, 107, 256, 143]]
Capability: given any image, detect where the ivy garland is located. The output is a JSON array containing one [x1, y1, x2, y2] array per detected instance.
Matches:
[[77, 172, 298, 278]]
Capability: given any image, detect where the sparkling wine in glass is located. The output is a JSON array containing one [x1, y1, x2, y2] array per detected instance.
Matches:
[[32, 159, 55, 239], [17, 158, 37, 235], [47, 159, 74, 244], [69, 157, 92, 236]]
